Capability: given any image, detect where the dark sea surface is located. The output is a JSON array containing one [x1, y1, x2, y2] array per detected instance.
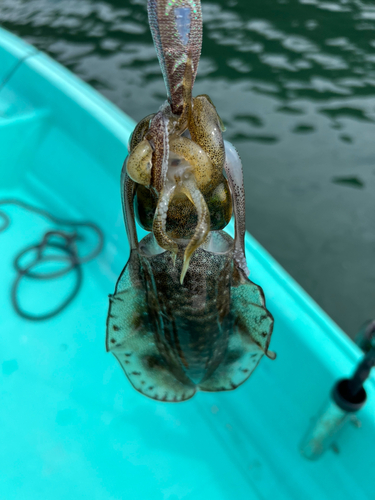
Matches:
[[1, 0, 375, 337]]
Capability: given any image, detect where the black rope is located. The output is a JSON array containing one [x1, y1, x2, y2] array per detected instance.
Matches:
[[0, 199, 104, 321]]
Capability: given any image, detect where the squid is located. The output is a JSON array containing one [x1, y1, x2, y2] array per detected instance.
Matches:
[[106, 0, 275, 402]]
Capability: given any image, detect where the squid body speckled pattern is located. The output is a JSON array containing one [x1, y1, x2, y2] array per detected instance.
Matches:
[[106, 0, 275, 402]]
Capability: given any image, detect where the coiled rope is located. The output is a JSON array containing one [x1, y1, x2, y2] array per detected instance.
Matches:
[[0, 199, 104, 320]]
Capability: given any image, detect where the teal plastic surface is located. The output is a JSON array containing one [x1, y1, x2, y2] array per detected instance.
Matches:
[[0, 27, 374, 500], [0, 28, 36, 86]]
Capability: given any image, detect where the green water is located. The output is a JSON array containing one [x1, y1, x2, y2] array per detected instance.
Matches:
[[1, 0, 375, 337]]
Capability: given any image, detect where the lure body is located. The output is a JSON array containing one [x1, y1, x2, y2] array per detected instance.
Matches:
[[106, 0, 274, 401]]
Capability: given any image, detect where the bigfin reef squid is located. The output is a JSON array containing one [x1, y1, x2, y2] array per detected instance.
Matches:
[[106, 0, 275, 402]]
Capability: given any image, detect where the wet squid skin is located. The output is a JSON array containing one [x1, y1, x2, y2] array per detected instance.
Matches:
[[106, 0, 275, 402], [127, 91, 231, 281]]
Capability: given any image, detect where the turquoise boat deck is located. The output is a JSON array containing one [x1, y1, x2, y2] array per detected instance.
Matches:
[[1, 28, 374, 499]]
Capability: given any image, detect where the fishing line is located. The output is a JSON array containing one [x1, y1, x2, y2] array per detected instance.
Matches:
[[0, 199, 104, 321]]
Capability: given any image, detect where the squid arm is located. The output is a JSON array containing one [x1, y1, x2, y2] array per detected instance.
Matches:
[[129, 113, 155, 152], [180, 176, 210, 284], [189, 95, 225, 174], [152, 182, 178, 263], [146, 111, 170, 194], [120, 161, 138, 251], [223, 140, 250, 278], [169, 136, 216, 191]]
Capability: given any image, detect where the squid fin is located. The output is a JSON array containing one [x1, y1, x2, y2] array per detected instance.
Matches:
[[199, 277, 274, 392], [107, 260, 196, 402]]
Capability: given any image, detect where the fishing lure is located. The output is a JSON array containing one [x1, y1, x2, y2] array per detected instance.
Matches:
[[106, 0, 275, 402]]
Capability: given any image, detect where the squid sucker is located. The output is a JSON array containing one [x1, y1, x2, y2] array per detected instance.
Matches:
[[106, 0, 275, 402]]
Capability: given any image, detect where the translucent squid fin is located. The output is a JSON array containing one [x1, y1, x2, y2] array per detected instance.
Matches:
[[231, 279, 274, 357], [199, 277, 274, 392], [198, 331, 264, 392], [111, 340, 196, 402], [107, 258, 196, 402]]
